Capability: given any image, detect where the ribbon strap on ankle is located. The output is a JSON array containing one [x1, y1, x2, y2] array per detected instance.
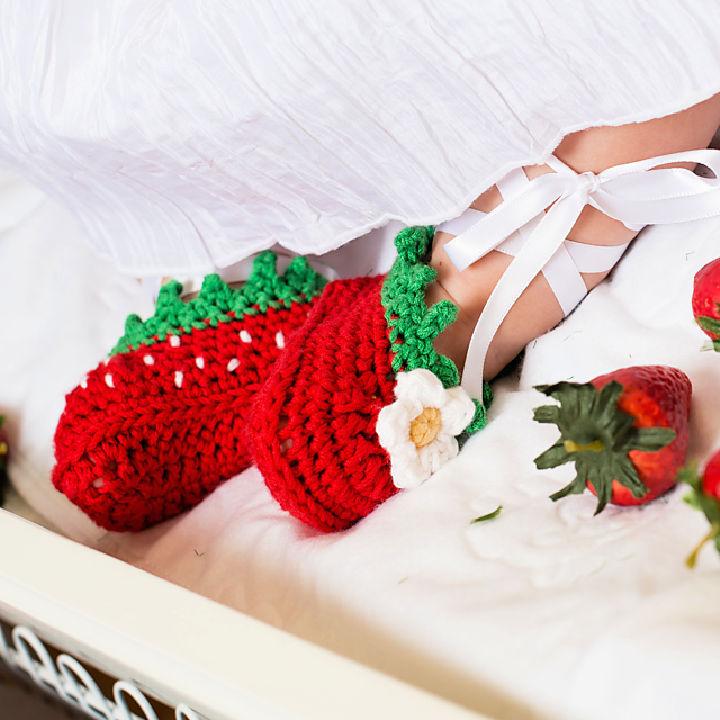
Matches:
[[445, 148, 720, 399]]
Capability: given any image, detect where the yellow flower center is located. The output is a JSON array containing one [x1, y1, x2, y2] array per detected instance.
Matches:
[[409, 407, 442, 449]]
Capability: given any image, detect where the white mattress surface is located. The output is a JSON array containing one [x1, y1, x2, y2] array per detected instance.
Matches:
[[3, 175, 720, 720]]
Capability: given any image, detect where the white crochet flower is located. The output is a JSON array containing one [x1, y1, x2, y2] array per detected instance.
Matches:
[[376, 368, 476, 489]]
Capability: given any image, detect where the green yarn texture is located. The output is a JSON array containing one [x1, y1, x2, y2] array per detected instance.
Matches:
[[111, 251, 326, 355], [380, 226, 492, 434]]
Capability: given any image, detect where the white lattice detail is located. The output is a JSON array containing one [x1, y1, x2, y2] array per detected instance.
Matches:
[[0, 624, 202, 720]]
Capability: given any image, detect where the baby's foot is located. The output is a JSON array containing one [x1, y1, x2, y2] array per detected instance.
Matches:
[[427, 162, 636, 379], [427, 92, 720, 380]]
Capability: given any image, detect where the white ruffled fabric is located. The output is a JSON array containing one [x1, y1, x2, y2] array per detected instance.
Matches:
[[1, 0, 720, 276]]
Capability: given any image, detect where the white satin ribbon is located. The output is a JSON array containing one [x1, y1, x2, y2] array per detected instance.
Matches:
[[445, 149, 720, 399]]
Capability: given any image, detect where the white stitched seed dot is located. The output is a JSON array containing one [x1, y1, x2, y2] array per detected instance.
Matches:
[[226, 358, 239, 372], [92, 478, 104, 488], [275, 331, 285, 349], [174, 370, 183, 388], [80, 376, 88, 389], [195, 357, 205, 369], [143, 354, 155, 366], [104, 373, 114, 388], [169, 334, 181, 347], [239, 330, 252, 343]]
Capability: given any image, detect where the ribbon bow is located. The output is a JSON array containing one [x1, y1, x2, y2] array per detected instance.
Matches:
[[447, 149, 720, 399]]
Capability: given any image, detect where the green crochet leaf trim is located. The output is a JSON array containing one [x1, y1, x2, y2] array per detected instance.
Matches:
[[380, 225, 492, 435], [111, 251, 327, 355]]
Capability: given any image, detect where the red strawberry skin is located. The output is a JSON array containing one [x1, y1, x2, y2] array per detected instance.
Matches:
[[590, 366, 691, 505], [692, 258, 720, 342], [53, 302, 315, 531], [701, 450, 720, 500]]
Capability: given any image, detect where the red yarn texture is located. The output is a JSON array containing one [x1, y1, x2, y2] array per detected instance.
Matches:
[[53, 301, 315, 531], [249, 277, 398, 532]]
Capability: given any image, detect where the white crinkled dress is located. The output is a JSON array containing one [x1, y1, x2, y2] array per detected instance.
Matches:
[[1, 0, 720, 276]]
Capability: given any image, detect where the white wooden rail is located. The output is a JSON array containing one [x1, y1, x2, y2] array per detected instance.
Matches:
[[0, 509, 486, 720]]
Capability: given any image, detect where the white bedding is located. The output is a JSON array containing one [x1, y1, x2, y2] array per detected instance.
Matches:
[[3, 174, 720, 720]]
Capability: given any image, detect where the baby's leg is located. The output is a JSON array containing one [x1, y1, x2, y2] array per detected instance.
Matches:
[[430, 93, 720, 379]]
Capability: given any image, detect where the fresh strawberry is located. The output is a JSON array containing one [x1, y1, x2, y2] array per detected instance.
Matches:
[[533, 366, 691, 514], [692, 258, 720, 348], [681, 452, 720, 567]]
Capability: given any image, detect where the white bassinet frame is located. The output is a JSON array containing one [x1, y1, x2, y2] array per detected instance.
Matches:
[[1, 623, 201, 719], [0, 508, 487, 720]]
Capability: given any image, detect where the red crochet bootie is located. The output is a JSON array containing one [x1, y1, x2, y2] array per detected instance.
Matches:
[[53, 252, 326, 531], [249, 226, 492, 532]]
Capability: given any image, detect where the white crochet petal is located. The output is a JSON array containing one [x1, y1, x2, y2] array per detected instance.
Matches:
[[376, 401, 415, 448], [417, 435, 459, 476], [440, 386, 476, 435], [389, 448, 429, 489], [395, 368, 446, 407], [384, 418, 432, 488]]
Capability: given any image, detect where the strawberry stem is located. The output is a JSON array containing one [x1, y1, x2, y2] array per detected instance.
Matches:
[[686, 522, 720, 569], [564, 440, 605, 454]]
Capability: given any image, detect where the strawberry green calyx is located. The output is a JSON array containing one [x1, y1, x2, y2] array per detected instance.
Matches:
[[533, 380, 676, 514], [681, 465, 720, 568], [112, 251, 326, 355], [696, 315, 720, 350]]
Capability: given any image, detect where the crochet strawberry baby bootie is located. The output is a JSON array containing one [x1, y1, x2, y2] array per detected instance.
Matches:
[[53, 252, 326, 531], [250, 226, 492, 532]]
